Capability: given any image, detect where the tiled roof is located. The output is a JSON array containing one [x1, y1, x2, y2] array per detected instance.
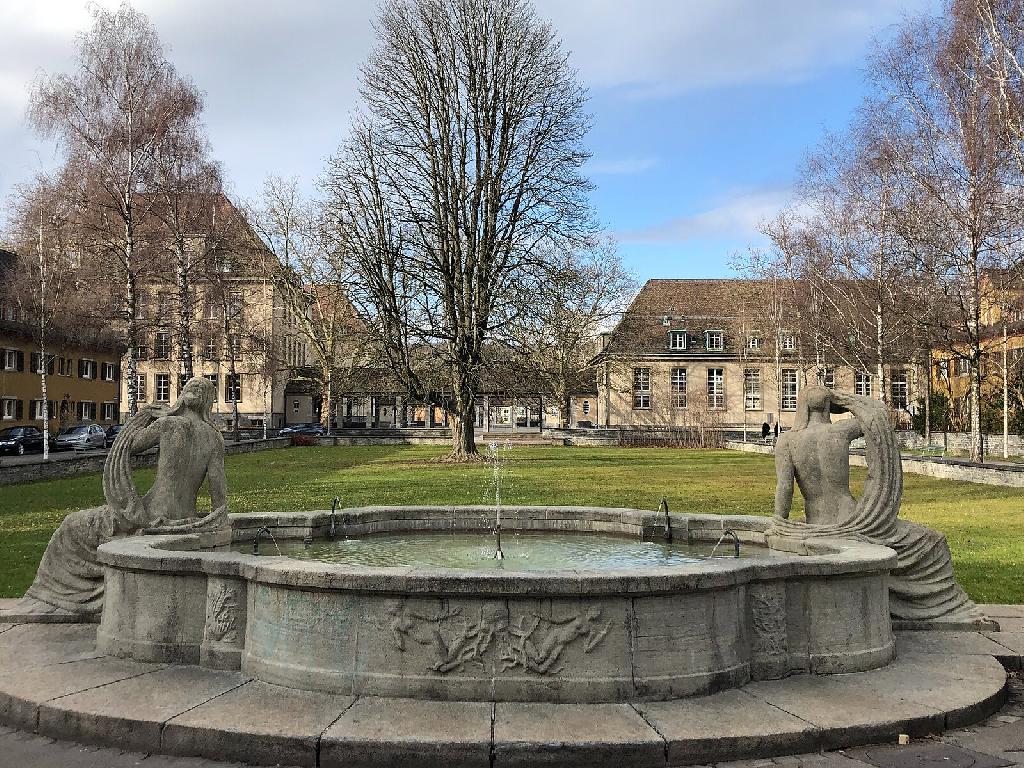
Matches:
[[602, 278, 800, 357]]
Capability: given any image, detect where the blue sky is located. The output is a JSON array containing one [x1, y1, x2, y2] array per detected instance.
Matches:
[[0, 1, 936, 283]]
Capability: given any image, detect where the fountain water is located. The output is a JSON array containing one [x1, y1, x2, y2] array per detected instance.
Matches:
[[486, 441, 506, 559]]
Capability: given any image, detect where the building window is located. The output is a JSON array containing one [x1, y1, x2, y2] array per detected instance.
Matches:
[[136, 344, 149, 361], [101, 362, 116, 381], [228, 334, 241, 359], [780, 334, 796, 351], [2, 349, 18, 370], [817, 367, 835, 389], [670, 367, 687, 408], [707, 368, 724, 409], [936, 359, 949, 380], [292, 399, 300, 414], [746, 336, 761, 350], [705, 330, 724, 351], [225, 373, 242, 403], [781, 369, 799, 411], [155, 373, 171, 403], [136, 373, 147, 402], [1, 398, 15, 420], [154, 332, 171, 360], [101, 402, 117, 421], [30, 352, 45, 374], [179, 373, 189, 393], [228, 293, 243, 321], [744, 369, 762, 411], [668, 331, 687, 351], [891, 372, 909, 410], [79, 359, 96, 379], [204, 373, 218, 389], [78, 401, 97, 421], [204, 337, 218, 360], [632, 367, 651, 410], [205, 297, 219, 320], [955, 357, 971, 376], [32, 400, 48, 420], [581, 400, 591, 415], [855, 371, 872, 397]]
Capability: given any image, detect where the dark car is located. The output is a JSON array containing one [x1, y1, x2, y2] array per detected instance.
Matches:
[[294, 424, 328, 436], [52, 423, 107, 452], [279, 422, 317, 435], [105, 424, 124, 448], [0, 426, 44, 456]]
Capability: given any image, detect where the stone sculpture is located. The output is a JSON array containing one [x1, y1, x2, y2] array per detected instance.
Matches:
[[771, 386, 992, 628], [8, 377, 228, 622]]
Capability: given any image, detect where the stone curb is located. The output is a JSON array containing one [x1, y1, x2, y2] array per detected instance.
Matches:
[[0, 624, 1013, 768]]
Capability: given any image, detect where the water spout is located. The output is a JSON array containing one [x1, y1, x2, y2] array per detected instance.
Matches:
[[252, 525, 281, 556], [710, 529, 740, 558], [659, 497, 672, 542], [329, 497, 340, 538], [488, 442, 505, 560]]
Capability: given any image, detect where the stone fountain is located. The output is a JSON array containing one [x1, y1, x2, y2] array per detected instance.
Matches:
[[0, 381, 1008, 766]]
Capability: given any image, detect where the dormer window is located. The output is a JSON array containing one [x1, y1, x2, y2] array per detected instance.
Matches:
[[780, 333, 796, 351], [705, 330, 724, 351], [668, 330, 688, 350], [747, 335, 762, 350]]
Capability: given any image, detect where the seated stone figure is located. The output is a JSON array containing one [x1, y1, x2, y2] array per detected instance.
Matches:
[[772, 386, 991, 628], [9, 377, 228, 622]]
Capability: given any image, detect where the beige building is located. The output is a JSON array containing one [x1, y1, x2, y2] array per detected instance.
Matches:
[[594, 279, 920, 430], [120, 196, 310, 429]]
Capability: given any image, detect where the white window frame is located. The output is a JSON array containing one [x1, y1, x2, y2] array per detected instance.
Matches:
[[79, 401, 96, 421], [744, 368, 762, 411], [101, 402, 117, 421], [225, 373, 242, 403], [820, 367, 835, 389], [31, 400, 48, 420], [891, 372, 909, 410], [707, 368, 725, 409], [668, 331, 688, 351], [81, 359, 96, 379], [781, 368, 799, 411], [101, 362, 116, 381], [746, 336, 761, 350], [155, 373, 171, 403], [154, 332, 171, 360], [705, 330, 724, 352], [632, 368, 651, 410], [780, 334, 796, 351], [2, 349, 16, 370], [204, 337, 218, 360], [136, 373, 147, 402], [670, 367, 687, 408], [581, 400, 591, 415], [855, 372, 872, 397], [1, 398, 15, 420]]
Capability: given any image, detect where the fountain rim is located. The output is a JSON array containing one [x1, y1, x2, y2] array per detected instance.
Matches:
[[97, 505, 898, 597]]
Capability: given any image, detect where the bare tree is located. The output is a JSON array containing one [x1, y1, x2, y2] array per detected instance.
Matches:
[[868, 7, 1024, 460], [28, 4, 203, 416], [512, 239, 635, 428], [324, 0, 595, 460], [247, 176, 361, 433]]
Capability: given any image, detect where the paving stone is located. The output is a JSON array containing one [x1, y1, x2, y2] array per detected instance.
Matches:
[[993, 619, 1024, 634], [0, 623, 99, 668], [636, 688, 820, 764], [320, 697, 492, 768], [983, 606, 1024, 620], [492, 702, 665, 768], [0, 624, 15, 635], [770, 754, 878, 768], [0, 655, 164, 729], [895, 631, 1012, 658], [847, 741, 1013, 768], [37, 665, 251, 753], [987, 634, 1024, 670], [745, 661, 957, 750], [945, 721, 1024, 756], [163, 680, 354, 767]]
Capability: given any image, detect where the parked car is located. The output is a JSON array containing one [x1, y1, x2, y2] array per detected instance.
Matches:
[[104, 424, 124, 448], [52, 423, 107, 452], [0, 426, 45, 456], [279, 422, 317, 435], [293, 424, 328, 436]]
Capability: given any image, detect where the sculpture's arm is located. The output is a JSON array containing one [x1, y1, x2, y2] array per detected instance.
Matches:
[[829, 391, 869, 443], [774, 438, 794, 519], [129, 420, 164, 454]]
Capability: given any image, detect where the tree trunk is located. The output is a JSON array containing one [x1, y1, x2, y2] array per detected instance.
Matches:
[[323, 363, 333, 433], [560, 387, 571, 429], [924, 351, 932, 444], [125, 271, 138, 417], [1003, 323, 1010, 459], [38, 220, 50, 460], [176, 238, 194, 379], [970, 359, 983, 462], [449, 407, 478, 460]]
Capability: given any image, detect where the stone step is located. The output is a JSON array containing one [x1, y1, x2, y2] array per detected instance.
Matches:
[[0, 623, 1012, 768]]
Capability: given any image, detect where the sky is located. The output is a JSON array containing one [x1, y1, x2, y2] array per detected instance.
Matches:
[[0, 0, 937, 284]]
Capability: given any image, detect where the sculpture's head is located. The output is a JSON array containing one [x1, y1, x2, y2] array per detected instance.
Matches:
[[169, 377, 218, 424], [792, 385, 831, 430]]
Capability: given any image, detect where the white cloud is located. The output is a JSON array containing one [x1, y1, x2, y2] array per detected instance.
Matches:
[[618, 187, 792, 244]]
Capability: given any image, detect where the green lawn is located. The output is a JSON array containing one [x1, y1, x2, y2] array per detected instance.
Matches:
[[0, 445, 1020, 603]]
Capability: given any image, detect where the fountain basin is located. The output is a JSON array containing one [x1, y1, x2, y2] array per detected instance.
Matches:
[[95, 506, 897, 703]]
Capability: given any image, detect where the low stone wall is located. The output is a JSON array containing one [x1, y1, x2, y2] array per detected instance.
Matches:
[[896, 430, 1024, 456], [0, 437, 290, 487], [725, 440, 1024, 488]]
